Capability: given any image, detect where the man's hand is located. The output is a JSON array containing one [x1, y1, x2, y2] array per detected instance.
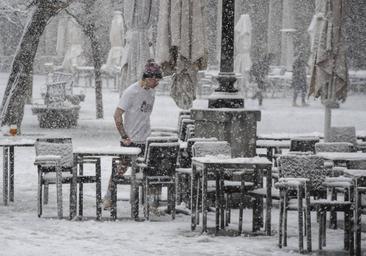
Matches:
[[121, 137, 132, 146]]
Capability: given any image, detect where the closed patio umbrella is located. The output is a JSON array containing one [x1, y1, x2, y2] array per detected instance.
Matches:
[[123, 0, 158, 86], [61, 18, 85, 72], [101, 11, 125, 76], [156, 0, 207, 109], [308, 0, 348, 141], [234, 14, 252, 96]]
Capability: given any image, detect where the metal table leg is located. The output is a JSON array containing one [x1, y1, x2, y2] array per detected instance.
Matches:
[[3, 147, 9, 205]]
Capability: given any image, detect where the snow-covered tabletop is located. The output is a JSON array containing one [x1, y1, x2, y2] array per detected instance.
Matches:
[[343, 169, 366, 178], [317, 152, 366, 161], [192, 155, 271, 165], [74, 146, 141, 156], [256, 139, 291, 148], [0, 136, 36, 146]]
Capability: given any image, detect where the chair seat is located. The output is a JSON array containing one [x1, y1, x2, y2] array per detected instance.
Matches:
[[43, 173, 97, 184], [176, 167, 192, 175], [249, 188, 280, 200], [43, 172, 73, 182], [287, 197, 351, 210], [113, 175, 131, 184]]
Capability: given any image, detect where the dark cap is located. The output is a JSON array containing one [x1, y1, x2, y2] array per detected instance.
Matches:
[[142, 59, 162, 79]]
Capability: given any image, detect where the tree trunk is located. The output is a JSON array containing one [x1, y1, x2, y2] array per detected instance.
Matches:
[[0, 4, 62, 129], [85, 26, 104, 119]]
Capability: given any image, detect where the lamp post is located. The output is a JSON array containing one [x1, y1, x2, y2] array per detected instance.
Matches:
[[191, 0, 261, 158], [208, 0, 244, 108]]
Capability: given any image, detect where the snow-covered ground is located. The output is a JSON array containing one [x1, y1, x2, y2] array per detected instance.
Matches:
[[0, 73, 365, 256]]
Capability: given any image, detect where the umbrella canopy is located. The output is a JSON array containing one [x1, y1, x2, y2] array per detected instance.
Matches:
[[61, 18, 85, 72], [156, 0, 207, 109], [234, 14, 252, 74], [308, 0, 348, 140], [122, 0, 158, 86], [102, 11, 125, 75]]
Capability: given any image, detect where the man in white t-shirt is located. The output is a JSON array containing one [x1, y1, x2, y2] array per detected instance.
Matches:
[[103, 59, 162, 209]]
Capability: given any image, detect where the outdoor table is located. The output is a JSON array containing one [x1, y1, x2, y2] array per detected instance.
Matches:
[[71, 146, 141, 220], [342, 169, 366, 256], [0, 136, 36, 205], [317, 152, 366, 167], [256, 139, 291, 162], [191, 156, 272, 235]]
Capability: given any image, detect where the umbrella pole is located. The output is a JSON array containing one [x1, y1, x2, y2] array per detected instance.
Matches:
[[324, 105, 331, 142]]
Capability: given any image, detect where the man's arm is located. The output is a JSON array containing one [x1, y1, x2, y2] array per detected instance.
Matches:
[[114, 107, 131, 144]]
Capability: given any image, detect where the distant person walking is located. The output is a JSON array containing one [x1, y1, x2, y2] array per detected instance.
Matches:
[[103, 59, 162, 210], [292, 56, 309, 107], [250, 54, 272, 106]]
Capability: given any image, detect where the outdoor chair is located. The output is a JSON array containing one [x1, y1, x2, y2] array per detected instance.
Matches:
[[342, 168, 366, 256], [34, 138, 73, 219], [190, 141, 255, 232], [276, 154, 329, 253], [311, 176, 354, 254], [176, 137, 218, 206], [110, 135, 179, 218], [329, 126, 366, 152], [137, 142, 180, 220], [34, 138, 101, 219], [315, 141, 355, 229]]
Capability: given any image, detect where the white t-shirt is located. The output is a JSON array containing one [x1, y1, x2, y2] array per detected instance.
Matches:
[[118, 82, 155, 143]]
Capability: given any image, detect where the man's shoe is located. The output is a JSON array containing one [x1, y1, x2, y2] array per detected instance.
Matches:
[[292, 102, 299, 107], [103, 198, 112, 210], [302, 102, 309, 107]]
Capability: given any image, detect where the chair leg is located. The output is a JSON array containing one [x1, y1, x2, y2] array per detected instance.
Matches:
[[322, 211, 327, 247], [344, 208, 350, 251], [43, 184, 49, 205], [329, 188, 337, 229], [225, 194, 230, 226], [297, 187, 304, 254], [78, 162, 84, 217], [37, 170, 43, 217], [318, 208, 324, 250], [355, 190, 362, 256], [196, 177, 201, 226], [55, 165, 63, 219], [191, 172, 197, 231], [176, 174, 182, 204], [283, 191, 288, 247], [96, 159, 102, 220], [110, 175, 117, 220], [171, 182, 176, 220], [305, 184, 312, 253], [278, 190, 284, 248], [145, 179, 150, 221]]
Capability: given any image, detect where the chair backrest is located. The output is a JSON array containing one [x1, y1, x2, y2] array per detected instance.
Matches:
[[145, 142, 180, 176], [279, 154, 327, 192], [192, 141, 231, 158], [315, 142, 355, 153], [290, 136, 320, 153], [35, 138, 73, 168], [179, 118, 195, 141], [143, 136, 179, 161], [185, 124, 195, 141], [329, 126, 357, 146], [52, 72, 73, 83], [45, 82, 67, 105], [177, 113, 190, 130]]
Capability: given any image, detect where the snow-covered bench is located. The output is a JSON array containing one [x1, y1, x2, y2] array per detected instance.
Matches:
[[32, 81, 80, 128]]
